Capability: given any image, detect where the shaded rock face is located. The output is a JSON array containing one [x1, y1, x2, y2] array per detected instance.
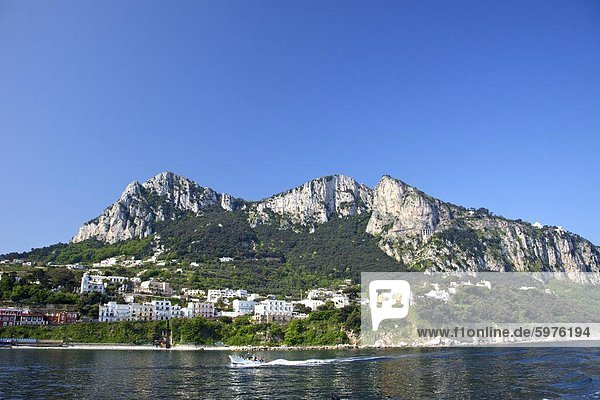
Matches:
[[71, 172, 600, 273]]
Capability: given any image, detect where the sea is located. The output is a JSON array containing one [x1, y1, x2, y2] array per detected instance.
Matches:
[[1, 347, 599, 399]]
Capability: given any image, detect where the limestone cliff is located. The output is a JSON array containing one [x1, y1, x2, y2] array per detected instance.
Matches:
[[248, 175, 372, 227]]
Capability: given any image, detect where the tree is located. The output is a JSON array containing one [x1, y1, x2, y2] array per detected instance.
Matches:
[[293, 303, 310, 314], [0, 274, 15, 299]]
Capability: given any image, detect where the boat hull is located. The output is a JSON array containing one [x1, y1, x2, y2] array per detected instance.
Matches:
[[229, 355, 264, 366]]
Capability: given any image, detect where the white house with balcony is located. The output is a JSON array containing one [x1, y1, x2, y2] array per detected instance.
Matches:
[[130, 302, 154, 321], [151, 300, 172, 320], [253, 299, 293, 323], [99, 301, 132, 322], [189, 301, 216, 318]]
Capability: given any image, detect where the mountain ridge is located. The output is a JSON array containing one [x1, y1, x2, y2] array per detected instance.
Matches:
[[66, 171, 600, 274]]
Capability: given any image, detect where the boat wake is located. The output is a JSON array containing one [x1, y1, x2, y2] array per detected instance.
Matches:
[[231, 355, 391, 368]]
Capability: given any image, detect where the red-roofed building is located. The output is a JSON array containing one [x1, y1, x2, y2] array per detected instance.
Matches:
[[0, 308, 22, 327]]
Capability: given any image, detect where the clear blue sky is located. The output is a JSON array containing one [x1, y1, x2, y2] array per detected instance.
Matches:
[[1, 0, 599, 253]]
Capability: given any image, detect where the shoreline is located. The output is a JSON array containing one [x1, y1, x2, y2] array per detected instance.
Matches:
[[4, 343, 363, 351]]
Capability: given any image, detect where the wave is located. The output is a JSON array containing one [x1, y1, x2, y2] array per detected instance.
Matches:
[[231, 355, 394, 368]]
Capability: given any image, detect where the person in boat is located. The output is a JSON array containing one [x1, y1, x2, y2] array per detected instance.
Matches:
[[248, 354, 264, 362]]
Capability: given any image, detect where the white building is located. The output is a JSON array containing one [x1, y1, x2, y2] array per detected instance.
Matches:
[[131, 302, 154, 321], [136, 280, 173, 296], [233, 289, 248, 299], [65, 264, 87, 271], [80, 272, 128, 294], [181, 288, 206, 297], [80, 273, 105, 294], [304, 288, 349, 308], [99, 300, 173, 322], [207, 288, 248, 303], [92, 257, 119, 268], [253, 299, 293, 323], [99, 301, 132, 322], [331, 294, 350, 308], [232, 300, 256, 316], [122, 294, 135, 303], [295, 299, 324, 311], [424, 290, 450, 302], [152, 300, 172, 320], [206, 290, 222, 303], [177, 305, 194, 318], [189, 301, 216, 318], [171, 304, 182, 317], [121, 257, 143, 267], [307, 289, 335, 300]]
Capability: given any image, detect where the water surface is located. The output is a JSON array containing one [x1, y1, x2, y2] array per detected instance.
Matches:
[[1, 348, 599, 399]]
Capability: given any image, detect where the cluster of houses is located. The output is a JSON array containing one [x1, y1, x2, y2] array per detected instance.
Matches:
[[0, 308, 78, 327], [98, 299, 208, 322], [88, 268, 354, 324], [0, 259, 355, 327], [297, 288, 350, 309], [421, 279, 492, 302], [0, 259, 33, 267], [80, 272, 174, 296]]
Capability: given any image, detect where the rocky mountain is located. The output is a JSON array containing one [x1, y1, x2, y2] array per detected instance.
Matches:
[[248, 175, 372, 228], [72, 172, 242, 243], [69, 171, 600, 273], [365, 176, 600, 274]]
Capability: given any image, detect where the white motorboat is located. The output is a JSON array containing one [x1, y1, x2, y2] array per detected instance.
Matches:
[[229, 355, 266, 366]]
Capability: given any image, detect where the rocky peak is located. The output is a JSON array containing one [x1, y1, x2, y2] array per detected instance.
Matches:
[[142, 171, 221, 214], [366, 175, 452, 240], [119, 181, 144, 200], [144, 171, 199, 196], [71, 172, 238, 243], [248, 174, 372, 227]]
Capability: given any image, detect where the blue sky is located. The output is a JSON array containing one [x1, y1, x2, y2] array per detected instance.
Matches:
[[1, 0, 599, 253]]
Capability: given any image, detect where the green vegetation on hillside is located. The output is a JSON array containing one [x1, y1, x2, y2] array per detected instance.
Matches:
[[254, 213, 405, 282], [154, 207, 260, 260], [3, 237, 154, 264]]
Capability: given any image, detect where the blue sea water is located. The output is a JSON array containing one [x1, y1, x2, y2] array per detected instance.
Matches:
[[1, 348, 599, 399]]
